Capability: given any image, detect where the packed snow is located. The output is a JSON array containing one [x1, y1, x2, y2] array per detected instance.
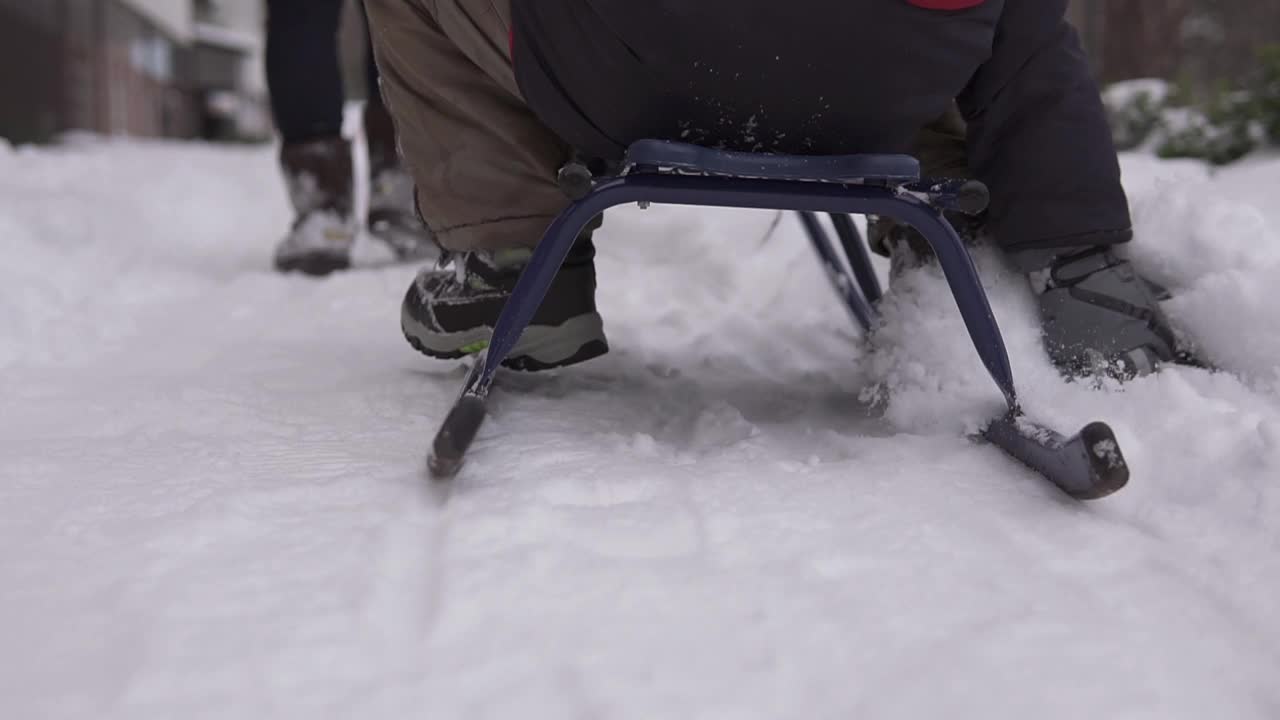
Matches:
[[1, 134, 1278, 718]]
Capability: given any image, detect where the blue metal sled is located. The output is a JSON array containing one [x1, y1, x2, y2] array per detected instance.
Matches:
[[427, 140, 1129, 500]]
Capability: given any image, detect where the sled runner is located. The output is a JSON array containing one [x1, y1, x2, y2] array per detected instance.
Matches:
[[427, 140, 1130, 500]]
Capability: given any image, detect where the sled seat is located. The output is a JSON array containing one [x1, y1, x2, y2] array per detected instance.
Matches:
[[624, 139, 921, 184]]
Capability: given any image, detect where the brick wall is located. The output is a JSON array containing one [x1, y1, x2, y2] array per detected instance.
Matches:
[[100, 1, 200, 138], [0, 0, 200, 144]]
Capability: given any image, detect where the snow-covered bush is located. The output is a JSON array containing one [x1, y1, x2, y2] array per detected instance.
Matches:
[[1103, 79, 1172, 151], [1102, 46, 1280, 166], [1155, 89, 1262, 166]]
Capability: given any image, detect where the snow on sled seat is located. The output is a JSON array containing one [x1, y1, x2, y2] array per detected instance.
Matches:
[[623, 139, 921, 185]]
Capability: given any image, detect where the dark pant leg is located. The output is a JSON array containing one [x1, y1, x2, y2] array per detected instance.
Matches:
[[361, 0, 380, 96], [265, 0, 348, 143], [356, 0, 400, 174]]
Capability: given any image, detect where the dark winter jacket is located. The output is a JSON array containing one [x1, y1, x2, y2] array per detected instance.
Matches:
[[510, 0, 1132, 252]]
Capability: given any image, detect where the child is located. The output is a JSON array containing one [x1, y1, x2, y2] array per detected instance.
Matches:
[[366, 0, 1178, 378]]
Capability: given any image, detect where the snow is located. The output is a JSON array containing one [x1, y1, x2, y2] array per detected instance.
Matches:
[[1, 136, 1279, 718], [1103, 78, 1174, 109]]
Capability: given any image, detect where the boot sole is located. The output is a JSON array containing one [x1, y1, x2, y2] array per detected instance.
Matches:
[[401, 308, 608, 372]]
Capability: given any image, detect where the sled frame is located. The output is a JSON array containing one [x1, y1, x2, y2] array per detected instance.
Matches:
[[427, 140, 1129, 500]]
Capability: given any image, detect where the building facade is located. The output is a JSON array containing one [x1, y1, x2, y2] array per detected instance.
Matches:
[[0, 0, 265, 145], [1069, 0, 1280, 87]]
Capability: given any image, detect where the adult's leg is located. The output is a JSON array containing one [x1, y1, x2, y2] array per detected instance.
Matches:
[[356, 0, 436, 260], [265, 0, 347, 144], [356, 0, 398, 176], [265, 0, 355, 275]]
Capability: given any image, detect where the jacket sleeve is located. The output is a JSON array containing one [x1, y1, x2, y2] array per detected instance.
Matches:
[[958, 0, 1132, 253]]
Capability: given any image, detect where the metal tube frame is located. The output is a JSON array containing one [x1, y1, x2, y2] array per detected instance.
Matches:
[[427, 171, 1130, 500]]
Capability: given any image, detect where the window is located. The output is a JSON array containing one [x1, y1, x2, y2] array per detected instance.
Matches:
[[130, 34, 174, 83]]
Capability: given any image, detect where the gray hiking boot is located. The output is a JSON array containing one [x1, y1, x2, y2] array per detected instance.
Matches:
[[1017, 246, 1178, 380], [274, 137, 358, 276], [875, 216, 1182, 380], [400, 237, 608, 371]]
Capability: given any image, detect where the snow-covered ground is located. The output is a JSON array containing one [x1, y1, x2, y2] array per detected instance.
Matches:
[[2, 135, 1278, 719]]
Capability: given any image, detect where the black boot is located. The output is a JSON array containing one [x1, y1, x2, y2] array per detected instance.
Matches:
[[274, 137, 357, 276], [400, 236, 608, 371]]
